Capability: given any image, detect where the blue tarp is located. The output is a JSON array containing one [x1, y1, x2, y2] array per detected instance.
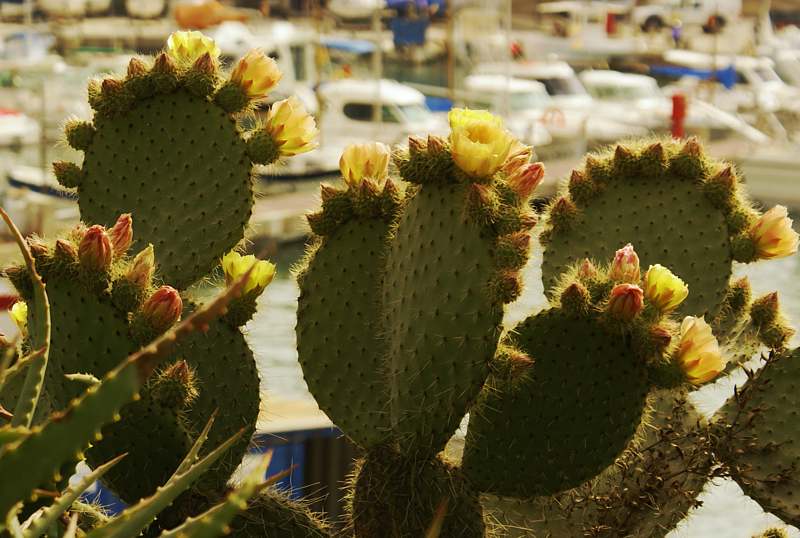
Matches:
[[320, 37, 376, 55], [649, 64, 738, 90]]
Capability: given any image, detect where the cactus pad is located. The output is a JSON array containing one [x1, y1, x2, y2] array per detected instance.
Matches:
[[350, 447, 485, 538], [296, 186, 397, 448], [74, 90, 252, 288], [56, 47, 298, 288], [10, 231, 259, 503], [463, 307, 651, 497], [541, 139, 761, 319], [716, 348, 800, 526]]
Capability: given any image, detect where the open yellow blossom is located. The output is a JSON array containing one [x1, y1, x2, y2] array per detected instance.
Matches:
[[643, 264, 689, 313], [339, 142, 390, 187], [230, 49, 282, 99], [265, 96, 319, 157], [10, 301, 27, 335], [675, 316, 725, 385], [749, 205, 799, 260], [222, 251, 276, 296], [448, 108, 515, 178], [166, 31, 220, 65]]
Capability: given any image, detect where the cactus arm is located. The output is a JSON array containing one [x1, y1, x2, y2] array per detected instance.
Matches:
[[0, 208, 51, 428], [0, 348, 46, 396], [158, 455, 270, 538], [63, 513, 79, 538], [85, 428, 244, 538], [23, 454, 126, 538], [0, 275, 246, 518]]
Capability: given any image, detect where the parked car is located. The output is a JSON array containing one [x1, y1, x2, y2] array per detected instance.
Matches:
[[632, 0, 742, 32]]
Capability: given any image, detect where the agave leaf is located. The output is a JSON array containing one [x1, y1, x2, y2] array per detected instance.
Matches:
[[24, 454, 126, 538], [158, 455, 271, 538], [0, 208, 51, 429], [85, 428, 245, 538]]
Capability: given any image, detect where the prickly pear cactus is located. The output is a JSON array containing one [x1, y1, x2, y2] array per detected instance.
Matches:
[[715, 347, 800, 527], [540, 139, 761, 320], [462, 252, 690, 497], [5, 218, 262, 505], [54, 32, 316, 288], [297, 118, 543, 457]]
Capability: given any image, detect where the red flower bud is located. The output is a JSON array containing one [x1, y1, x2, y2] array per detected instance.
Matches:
[[78, 225, 113, 271], [608, 283, 644, 321], [141, 286, 182, 331], [109, 213, 133, 256]]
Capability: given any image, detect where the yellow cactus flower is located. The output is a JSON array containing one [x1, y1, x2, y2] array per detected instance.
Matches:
[[10, 301, 27, 335], [222, 251, 276, 296], [166, 30, 220, 65], [230, 49, 282, 99], [749, 205, 799, 260], [339, 142, 390, 187], [643, 264, 689, 313], [265, 96, 319, 157], [448, 108, 515, 178], [675, 316, 725, 385]]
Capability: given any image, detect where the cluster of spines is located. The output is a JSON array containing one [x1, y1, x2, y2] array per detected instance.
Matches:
[[305, 178, 403, 237]]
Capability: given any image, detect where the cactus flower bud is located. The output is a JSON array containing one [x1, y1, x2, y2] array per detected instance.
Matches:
[[748, 205, 799, 260], [607, 283, 644, 321], [608, 243, 640, 283], [127, 57, 148, 78], [649, 325, 673, 351], [674, 316, 725, 385], [221, 251, 276, 297], [339, 142, 390, 187], [78, 225, 113, 272], [54, 239, 78, 261], [265, 96, 319, 157], [448, 108, 515, 178], [426, 134, 446, 154], [109, 213, 133, 256], [166, 30, 220, 65], [578, 258, 598, 280], [643, 264, 689, 313], [127, 244, 155, 288], [407, 135, 425, 155], [230, 49, 282, 99], [507, 162, 544, 200], [503, 141, 533, 175], [141, 286, 182, 331], [10, 301, 27, 335], [750, 292, 780, 328], [27, 237, 48, 259]]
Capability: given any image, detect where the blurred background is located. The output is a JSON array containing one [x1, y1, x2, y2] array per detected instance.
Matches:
[[0, 1, 798, 535]]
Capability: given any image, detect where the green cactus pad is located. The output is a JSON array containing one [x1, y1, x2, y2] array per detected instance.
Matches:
[[463, 308, 651, 497], [381, 182, 504, 454], [296, 219, 393, 449], [480, 392, 711, 537], [73, 89, 252, 288], [541, 139, 759, 319], [350, 448, 485, 538], [715, 348, 800, 527], [13, 239, 259, 504]]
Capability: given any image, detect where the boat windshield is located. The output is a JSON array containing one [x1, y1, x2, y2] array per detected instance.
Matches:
[[587, 82, 661, 101], [534, 76, 587, 97], [396, 103, 434, 123], [509, 91, 552, 110]]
